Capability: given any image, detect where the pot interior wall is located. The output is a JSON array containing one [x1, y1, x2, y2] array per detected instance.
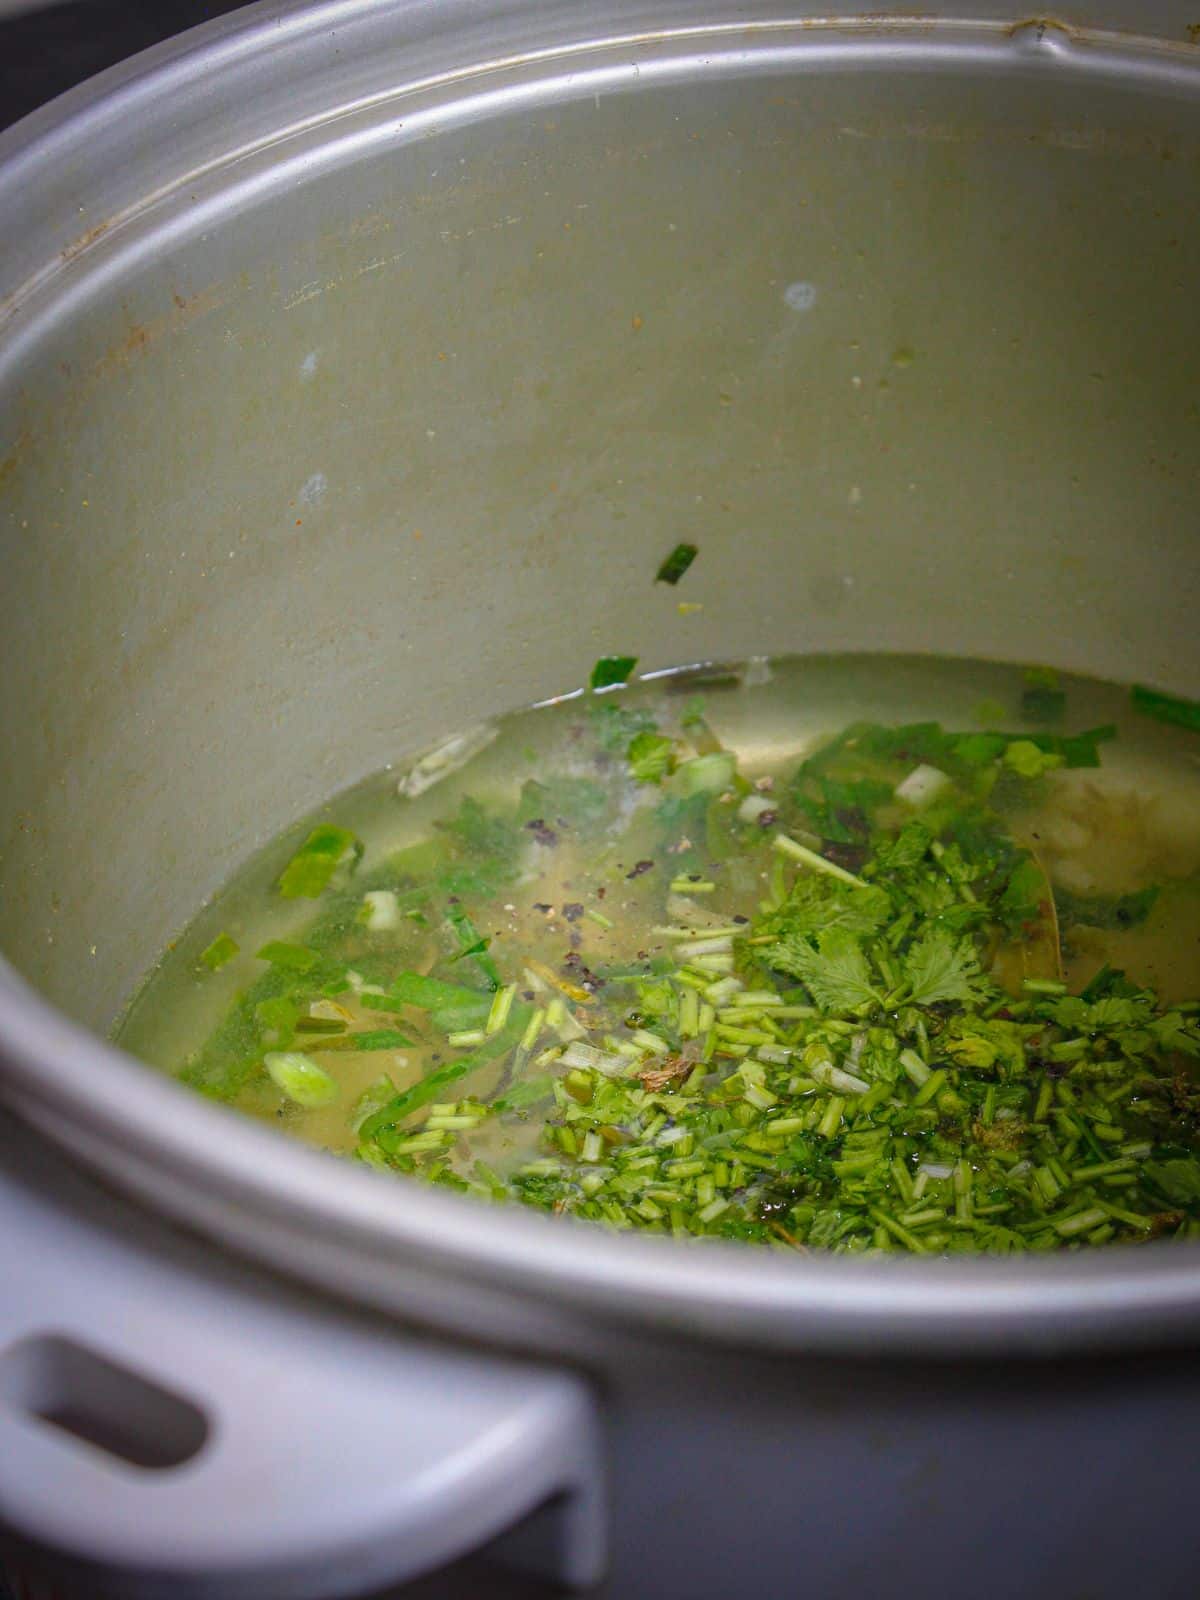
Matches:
[[1, 41, 1199, 1034]]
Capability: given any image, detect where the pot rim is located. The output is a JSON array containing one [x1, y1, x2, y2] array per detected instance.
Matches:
[[7, 957, 1200, 1358], [4, 0, 1200, 1357], [3, 0, 1200, 325]]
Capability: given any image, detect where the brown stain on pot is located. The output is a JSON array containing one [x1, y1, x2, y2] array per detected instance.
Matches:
[[59, 217, 112, 264], [0, 429, 30, 488], [91, 282, 232, 380]]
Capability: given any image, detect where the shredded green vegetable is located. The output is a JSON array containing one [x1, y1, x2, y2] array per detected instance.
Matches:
[[279, 825, 359, 898], [160, 660, 1200, 1254], [1131, 684, 1200, 734], [656, 543, 699, 585], [198, 933, 239, 971], [590, 655, 638, 690]]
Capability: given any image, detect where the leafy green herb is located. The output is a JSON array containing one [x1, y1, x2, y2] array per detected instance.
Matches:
[[358, 1009, 528, 1136], [198, 933, 239, 971], [1003, 740, 1063, 780], [759, 874, 891, 946], [655, 542, 699, 585], [388, 972, 487, 1011], [256, 996, 301, 1039], [996, 856, 1050, 934], [590, 655, 638, 691], [180, 683, 1200, 1257], [256, 940, 320, 973], [785, 928, 883, 1012], [902, 929, 989, 1007], [1144, 1160, 1200, 1205], [518, 775, 611, 832], [1080, 964, 1140, 1003], [589, 700, 657, 753], [1052, 725, 1117, 769], [438, 796, 522, 866], [445, 903, 501, 991], [493, 1074, 557, 1112], [627, 730, 677, 784], [791, 772, 894, 844], [1131, 684, 1200, 734], [1054, 884, 1160, 932], [279, 825, 359, 898]]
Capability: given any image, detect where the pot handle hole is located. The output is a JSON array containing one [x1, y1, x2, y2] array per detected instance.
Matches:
[[0, 1118, 606, 1598]]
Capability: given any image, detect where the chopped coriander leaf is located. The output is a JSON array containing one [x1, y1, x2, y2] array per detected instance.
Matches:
[[198, 933, 239, 971], [518, 774, 611, 833], [437, 795, 523, 866], [655, 542, 699, 585], [141, 655, 1200, 1256], [1003, 740, 1063, 780], [445, 903, 502, 991], [902, 929, 989, 1007], [783, 927, 883, 1011], [1054, 725, 1117, 769], [590, 655, 638, 691], [627, 731, 677, 784], [1054, 884, 1160, 932], [589, 700, 657, 753]]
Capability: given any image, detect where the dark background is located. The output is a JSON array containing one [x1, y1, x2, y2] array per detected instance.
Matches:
[[0, 0, 248, 131]]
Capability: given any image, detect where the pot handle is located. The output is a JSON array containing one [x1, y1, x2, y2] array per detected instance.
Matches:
[[0, 1115, 605, 1599]]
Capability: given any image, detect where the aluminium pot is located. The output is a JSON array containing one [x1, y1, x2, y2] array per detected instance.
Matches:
[[2, 3, 1200, 1596]]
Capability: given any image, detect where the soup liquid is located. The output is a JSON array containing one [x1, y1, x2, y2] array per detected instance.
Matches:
[[115, 655, 1200, 1247]]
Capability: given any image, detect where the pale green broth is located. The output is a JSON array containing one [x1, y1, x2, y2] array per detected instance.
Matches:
[[115, 655, 1200, 1253]]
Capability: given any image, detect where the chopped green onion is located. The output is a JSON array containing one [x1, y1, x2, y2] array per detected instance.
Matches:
[[448, 1028, 486, 1048], [279, 825, 359, 898], [869, 1207, 928, 1253], [772, 833, 866, 888], [655, 542, 699, 585], [264, 1051, 337, 1108], [256, 940, 320, 972], [817, 1095, 846, 1139], [1053, 1206, 1110, 1237], [485, 983, 517, 1036], [521, 1006, 547, 1051]]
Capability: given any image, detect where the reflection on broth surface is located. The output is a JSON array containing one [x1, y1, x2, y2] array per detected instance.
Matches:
[[116, 655, 1200, 1253]]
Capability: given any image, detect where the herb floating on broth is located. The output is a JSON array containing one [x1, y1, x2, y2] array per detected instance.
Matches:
[[115, 656, 1200, 1255], [655, 543, 699, 586]]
